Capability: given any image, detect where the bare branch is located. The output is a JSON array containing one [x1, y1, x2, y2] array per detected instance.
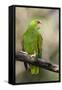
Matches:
[[16, 51, 59, 73]]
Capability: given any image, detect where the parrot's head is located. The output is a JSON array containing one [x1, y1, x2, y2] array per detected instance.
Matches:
[[30, 19, 42, 30]]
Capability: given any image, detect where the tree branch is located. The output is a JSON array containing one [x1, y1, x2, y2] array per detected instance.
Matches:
[[16, 51, 59, 73]]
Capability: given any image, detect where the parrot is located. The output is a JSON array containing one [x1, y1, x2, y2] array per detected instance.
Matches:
[[22, 19, 43, 75]]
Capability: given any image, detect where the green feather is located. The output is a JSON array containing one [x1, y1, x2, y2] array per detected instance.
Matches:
[[23, 19, 43, 74]]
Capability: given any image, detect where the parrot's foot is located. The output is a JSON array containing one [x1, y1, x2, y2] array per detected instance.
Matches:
[[20, 51, 28, 55], [30, 52, 37, 61], [31, 52, 36, 58], [31, 53, 36, 58]]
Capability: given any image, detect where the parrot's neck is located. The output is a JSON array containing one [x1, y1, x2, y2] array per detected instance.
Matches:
[[28, 25, 39, 32], [29, 25, 35, 30]]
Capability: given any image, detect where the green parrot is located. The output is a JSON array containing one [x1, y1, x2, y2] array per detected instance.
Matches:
[[22, 19, 43, 75]]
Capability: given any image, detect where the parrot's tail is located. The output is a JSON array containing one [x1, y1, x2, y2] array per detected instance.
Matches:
[[30, 65, 39, 75]]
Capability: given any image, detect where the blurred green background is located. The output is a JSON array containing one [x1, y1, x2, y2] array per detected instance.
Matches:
[[15, 7, 59, 83]]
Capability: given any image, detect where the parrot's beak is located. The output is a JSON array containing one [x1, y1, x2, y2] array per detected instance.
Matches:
[[39, 21, 42, 24]]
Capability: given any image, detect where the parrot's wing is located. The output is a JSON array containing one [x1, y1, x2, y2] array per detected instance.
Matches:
[[21, 37, 28, 70], [37, 33, 43, 58], [21, 38, 24, 51]]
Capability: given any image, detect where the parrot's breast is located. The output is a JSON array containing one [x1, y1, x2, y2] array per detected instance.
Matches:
[[23, 31, 38, 54]]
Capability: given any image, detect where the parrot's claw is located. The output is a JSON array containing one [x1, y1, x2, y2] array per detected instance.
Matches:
[[30, 53, 37, 61], [31, 54, 35, 57], [20, 51, 28, 55], [31, 51, 36, 58], [31, 53, 36, 58]]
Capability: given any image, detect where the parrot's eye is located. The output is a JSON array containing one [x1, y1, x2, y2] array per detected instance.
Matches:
[[37, 20, 41, 24]]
